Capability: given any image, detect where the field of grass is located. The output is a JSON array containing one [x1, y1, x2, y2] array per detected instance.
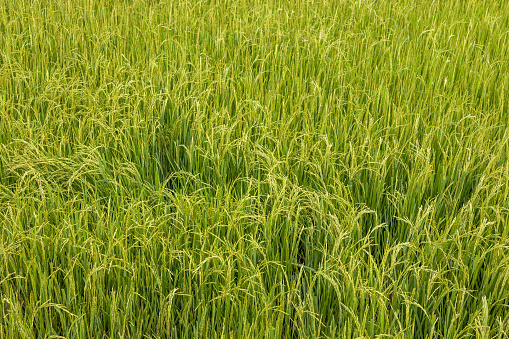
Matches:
[[1, 0, 509, 337]]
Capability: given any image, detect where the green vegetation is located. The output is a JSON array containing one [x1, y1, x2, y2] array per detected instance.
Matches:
[[1, 0, 509, 337]]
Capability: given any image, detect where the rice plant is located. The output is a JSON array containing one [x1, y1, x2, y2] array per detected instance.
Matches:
[[1, 0, 509, 337]]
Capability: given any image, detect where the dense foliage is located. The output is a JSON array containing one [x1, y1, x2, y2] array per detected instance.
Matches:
[[1, 0, 509, 337]]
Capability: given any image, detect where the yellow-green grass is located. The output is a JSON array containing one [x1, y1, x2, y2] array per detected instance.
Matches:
[[1, 0, 509, 337]]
